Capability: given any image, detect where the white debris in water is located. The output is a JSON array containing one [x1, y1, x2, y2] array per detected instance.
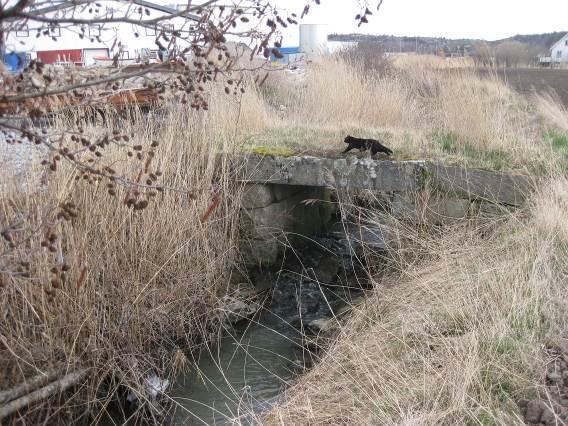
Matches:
[[126, 374, 170, 404], [145, 375, 170, 398]]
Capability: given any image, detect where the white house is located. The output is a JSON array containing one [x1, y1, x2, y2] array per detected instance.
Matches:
[[550, 33, 568, 64], [3, 1, 197, 67]]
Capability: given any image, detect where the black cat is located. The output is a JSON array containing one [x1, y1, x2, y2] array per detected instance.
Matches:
[[342, 135, 393, 156]]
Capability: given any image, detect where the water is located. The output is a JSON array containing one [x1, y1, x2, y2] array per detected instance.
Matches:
[[170, 304, 307, 425], [170, 268, 365, 425], [104, 223, 382, 425]]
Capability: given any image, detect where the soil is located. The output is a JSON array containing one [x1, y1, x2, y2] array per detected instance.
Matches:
[[518, 348, 568, 425], [477, 68, 568, 108]]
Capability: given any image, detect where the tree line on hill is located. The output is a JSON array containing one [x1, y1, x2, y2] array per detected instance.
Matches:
[[330, 32, 567, 67]]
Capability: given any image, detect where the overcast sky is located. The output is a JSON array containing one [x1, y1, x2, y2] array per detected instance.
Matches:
[[274, 0, 568, 45]]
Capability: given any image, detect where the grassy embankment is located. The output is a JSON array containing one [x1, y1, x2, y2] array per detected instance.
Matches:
[[260, 55, 568, 424], [2, 51, 568, 423], [0, 81, 268, 422], [247, 55, 568, 174]]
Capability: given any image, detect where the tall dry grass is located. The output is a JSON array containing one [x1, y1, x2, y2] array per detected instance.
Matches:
[[0, 82, 267, 422], [256, 54, 564, 172], [259, 53, 568, 425], [265, 175, 568, 425]]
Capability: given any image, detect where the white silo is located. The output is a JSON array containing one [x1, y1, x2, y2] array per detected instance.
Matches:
[[299, 24, 329, 60]]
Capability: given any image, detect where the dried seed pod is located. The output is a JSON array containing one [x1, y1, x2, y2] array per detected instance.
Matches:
[[134, 200, 149, 210]]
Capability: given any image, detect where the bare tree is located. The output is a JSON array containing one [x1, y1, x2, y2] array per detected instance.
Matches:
[[495, 40, 532, 68], [0, 0, 300, 280], [472, 41, 493, 67], [0, 0, 384, 270], [337, 41, 391, 75]]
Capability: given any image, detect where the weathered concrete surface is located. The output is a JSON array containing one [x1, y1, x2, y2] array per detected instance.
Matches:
[[236, 155, 533, 205], [234, 154, 534, 267], [426, 163, 533, 206], [391, 193, 472, 225], [239, 184, 335, 267], [238, 154, 425, 193], [241, 184, 275, 209]]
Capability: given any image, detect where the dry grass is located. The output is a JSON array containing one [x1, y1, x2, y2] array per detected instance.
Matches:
[[3, 51, 568, 423], [0, 82, 267, 422], [258, 55, 568, 424], [249, 55, 567, 172], [392, 54, 475, 70], [265, 175, 568, 425]]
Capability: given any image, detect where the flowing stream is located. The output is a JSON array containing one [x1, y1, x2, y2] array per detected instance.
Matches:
[[170, 275, 363, 426], [102, 222, 384, 425], [169, 222, 384, 425]]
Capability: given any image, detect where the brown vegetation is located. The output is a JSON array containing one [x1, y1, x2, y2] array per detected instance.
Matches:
[[258, 50, 568, 425], [2, 40, 568, 424], [265, 176, 568, 424], [0, 81, 268, 422]]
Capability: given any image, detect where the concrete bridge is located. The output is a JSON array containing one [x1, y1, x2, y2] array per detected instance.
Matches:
[[234, 154, 533, 267]]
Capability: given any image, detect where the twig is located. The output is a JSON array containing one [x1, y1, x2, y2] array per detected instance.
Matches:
[[0, 368, 64, 404], [0, 368, 89, 420]]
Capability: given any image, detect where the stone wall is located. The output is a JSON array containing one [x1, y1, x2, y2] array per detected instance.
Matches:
[[239, 183, 335, 267], [235, 154, 532, 205], [235, 155, 534, 267]]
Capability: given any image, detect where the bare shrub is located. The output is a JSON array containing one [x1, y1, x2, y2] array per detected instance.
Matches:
[[472, 41, 494, 67], [495, 41, 533, 68], [336, 42, 391, 76]]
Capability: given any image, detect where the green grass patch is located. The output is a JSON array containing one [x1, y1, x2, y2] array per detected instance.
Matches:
[[545, 130, 568, 169], [547, 130, 568, 151], [247, 146, 297, 157], [242, 126, 340, 154], [431, 129, 510, 171]]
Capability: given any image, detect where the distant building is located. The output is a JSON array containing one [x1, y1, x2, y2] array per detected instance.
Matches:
[[550, 33, 568, 64], [270, 47, 306, 66], [1, 1, 198, 70], [270, 24, 331, 66]]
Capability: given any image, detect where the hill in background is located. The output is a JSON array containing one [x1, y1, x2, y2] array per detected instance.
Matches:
[[329, 32, 567, 57]]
